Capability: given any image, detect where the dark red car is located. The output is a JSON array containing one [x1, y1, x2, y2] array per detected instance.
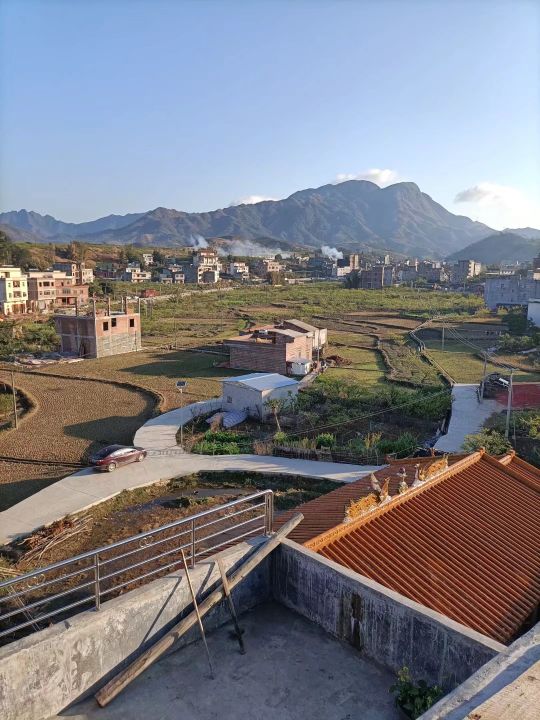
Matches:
[[90, 445, 147, 472]]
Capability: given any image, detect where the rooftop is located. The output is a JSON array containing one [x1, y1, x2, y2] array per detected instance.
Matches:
[[223, 372, 298, 391], [53, 603, 400, 720], [301, 451, 540, 644]]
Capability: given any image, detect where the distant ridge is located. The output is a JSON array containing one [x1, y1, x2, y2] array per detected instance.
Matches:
[[0, 180, 494, 258], [447, 231, 540, 264]]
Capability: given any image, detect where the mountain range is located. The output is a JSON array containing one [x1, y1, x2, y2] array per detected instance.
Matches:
[[448, 232, 540, 265], [1, 180, 538, 260]]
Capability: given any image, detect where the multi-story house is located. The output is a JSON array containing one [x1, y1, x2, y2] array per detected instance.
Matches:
[[54, 274, 90, 308], [484, 275, 540, 310], [182, 250, 221, 284], [358, 265, 394, 289], [251, 258, 286, 278], [27, 271, 58, 312], [54, 310, 142, 358], [228, 262, 250, 280], [53, 261, 94, 285], [225, 326, 313, 376], [120, 266, 152, 283], [453, 259, 482, 283], [0, 266, 28, 315]]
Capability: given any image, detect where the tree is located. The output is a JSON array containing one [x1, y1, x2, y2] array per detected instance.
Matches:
[[343, 270, 360, 289], [153, 249, 167, 265], [264, 397, 285, 432], [462, 429, 511, 455]]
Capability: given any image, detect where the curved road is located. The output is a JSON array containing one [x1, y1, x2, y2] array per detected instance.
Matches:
[[0, 399, 381, 544]]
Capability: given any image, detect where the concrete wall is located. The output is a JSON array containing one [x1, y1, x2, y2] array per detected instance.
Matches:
[[272, 541, 504, 692], [0, 541, 271, 720]]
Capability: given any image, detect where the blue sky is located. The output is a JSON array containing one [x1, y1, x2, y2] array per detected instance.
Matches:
[[1, 0, 539, 229]]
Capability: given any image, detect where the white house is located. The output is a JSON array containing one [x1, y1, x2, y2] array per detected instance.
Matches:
[[221, 373, 299, 421]]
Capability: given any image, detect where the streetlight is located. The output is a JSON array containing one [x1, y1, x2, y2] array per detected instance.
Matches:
[[176, 379, 188, 448]]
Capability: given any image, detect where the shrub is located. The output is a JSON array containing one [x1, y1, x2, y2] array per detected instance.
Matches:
[[462, 429, 511, 455], [390, 666, 443, 719], [315, 433, 336, 448], [273, 431, 288, 444]]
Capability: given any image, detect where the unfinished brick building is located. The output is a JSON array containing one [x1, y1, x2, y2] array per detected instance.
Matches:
[[54, 310, 142, 358], [224, 327, 313, 375]]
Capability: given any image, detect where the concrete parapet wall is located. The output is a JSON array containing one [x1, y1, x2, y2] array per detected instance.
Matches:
[[272, 541, 504, 691], [0, 540, 270, 720]]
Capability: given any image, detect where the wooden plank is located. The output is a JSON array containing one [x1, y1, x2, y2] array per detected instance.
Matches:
[[217, 555, 245, 654], [95, 513, 303, 707]]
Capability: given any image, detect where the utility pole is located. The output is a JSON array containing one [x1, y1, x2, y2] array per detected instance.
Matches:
[[505, 369, 514, 440], [441, 326, 445, 351], [480, 353, 488, 402], [11, 369, 18, 429]]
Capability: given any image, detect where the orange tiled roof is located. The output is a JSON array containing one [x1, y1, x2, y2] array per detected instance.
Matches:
[[275, 454, 469, 544], [302, 451, 540, 644]]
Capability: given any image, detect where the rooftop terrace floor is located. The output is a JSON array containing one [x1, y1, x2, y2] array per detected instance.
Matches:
[[56, 602, 401, 720]]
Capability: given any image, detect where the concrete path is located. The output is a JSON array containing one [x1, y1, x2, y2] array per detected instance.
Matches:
[[435, 383, 505, 453], [0, 402, 381, 544]]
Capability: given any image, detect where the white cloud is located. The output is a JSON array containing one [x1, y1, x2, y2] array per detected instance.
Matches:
[[228, 195, 279, 207], [454, 182, 540, 230], [335, 168, 399, 187]]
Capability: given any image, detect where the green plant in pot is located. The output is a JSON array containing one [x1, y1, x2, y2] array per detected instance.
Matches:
[[390, 666, 443, 719]]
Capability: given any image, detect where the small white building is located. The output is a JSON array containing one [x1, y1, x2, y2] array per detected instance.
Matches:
[[221, 373, 299, 421], [528, 298, 540, 328]]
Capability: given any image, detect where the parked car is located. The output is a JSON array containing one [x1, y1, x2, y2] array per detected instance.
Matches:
[[90, 445, 147, 472]]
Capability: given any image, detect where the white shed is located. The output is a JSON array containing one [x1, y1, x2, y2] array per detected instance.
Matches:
[[222, 373, 299, 421]]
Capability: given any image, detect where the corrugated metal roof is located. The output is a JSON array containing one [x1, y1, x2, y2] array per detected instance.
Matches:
[[301, 451, 540, 644], [223, 373, 299, 391], [285, 319, 319, 332]]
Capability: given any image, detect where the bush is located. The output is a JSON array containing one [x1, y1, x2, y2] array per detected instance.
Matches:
[[390, 666, 443, 719], [462, 429, 511, 455], [273, 431, 288, 444], [315, 433, 336, 448], [377, 432, 418, 457]]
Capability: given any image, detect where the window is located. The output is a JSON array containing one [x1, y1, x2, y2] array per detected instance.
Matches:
[[103, 321, 109, 331], [129, 318, 135, 328], [111, 318, 117, 328]]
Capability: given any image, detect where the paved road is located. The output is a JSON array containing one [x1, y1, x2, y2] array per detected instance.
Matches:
[[0, 400, 381, 543], [435, 383, 505, 453]]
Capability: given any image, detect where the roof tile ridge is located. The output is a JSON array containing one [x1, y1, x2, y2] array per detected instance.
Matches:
[[482, 452, 540, 492], [498, 450, 516, 465], [305, 451, 484, 552]]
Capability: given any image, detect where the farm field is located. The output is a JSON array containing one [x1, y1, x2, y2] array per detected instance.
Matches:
[[422, 339, 540, 384], [0, 284, 495, 513], [0, 369, 155, 509]]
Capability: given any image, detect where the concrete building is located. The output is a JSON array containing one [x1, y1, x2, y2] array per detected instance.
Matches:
[[221, 372, 299, 421], [54, 275, 90, 308], [0, 266, 28, 315], [26, 271, 58, 312], [280, 318, 327, 356], [528, 298, 540, 327], [141, 253, 154, 266], [251, 258, 285, 278], [181, 250, 221, 284], [484, 275, 540, 309], [453, 259, 482, 283], [227, 261, 250, 280], [120, 266, 152, 283], [53, 261, 94, 285], [225, 326, 313, 376], [358, 265, 394, 289], [54, 310, 142, 358]]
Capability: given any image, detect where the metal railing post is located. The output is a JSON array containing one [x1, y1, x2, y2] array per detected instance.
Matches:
[[191, 519, 196, 568], [94, 553, 101, 611]]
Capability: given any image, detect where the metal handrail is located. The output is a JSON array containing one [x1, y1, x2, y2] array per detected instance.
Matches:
[[0, 489, 273, 641]]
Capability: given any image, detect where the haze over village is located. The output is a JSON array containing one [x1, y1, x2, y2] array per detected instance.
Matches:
[[0, 1, 539, 720]]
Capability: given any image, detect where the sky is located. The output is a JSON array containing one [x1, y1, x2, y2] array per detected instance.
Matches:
[[1, 0, 539, 230]]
